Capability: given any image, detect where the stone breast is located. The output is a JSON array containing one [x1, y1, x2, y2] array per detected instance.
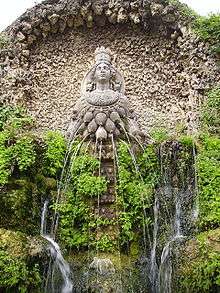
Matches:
[[85, 90, 119, 106]]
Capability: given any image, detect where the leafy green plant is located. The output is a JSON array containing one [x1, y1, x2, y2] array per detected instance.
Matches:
[[77, 173, 107, 197], [95, 235, 115, 252], [197, 134, 220, 230], [0, 250, 41, 292], [0, 106, 33, 132], [55, 152, 108, 250], [194, 14, 220, 53], [43, 131, 67, 177], [179, 230, 220, 292], [117, 142, 159, 246], [150, 128, 169, 144], [201, 87, 220, 135], [178, 135, 195, 147], [0, 108, 36, 186], [13, 137, 36, 172]]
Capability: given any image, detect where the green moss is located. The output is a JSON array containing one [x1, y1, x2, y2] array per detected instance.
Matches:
[[43, 130, 67, 177], [55, 152, 108, 250], [117, 141, 159, 247], [178, 228, 220, 292], [0, 178, 41, 235], [150, 128, 170, 144], [130, 241, 140, 259], [197, 134, 220, 230], [0, 229, 42, 292], [194, 14, 220, 53], [201, 87, 220, 135]]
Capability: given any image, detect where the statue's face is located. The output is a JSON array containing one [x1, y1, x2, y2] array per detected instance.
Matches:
[[94, 62, 111, 82]]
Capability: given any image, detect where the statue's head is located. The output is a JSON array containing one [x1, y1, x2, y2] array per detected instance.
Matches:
[[81, 47, 125, 94], [93, 62, 112, 83]]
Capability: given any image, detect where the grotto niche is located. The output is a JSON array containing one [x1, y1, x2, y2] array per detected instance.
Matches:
[[1, 0, 220, 293]]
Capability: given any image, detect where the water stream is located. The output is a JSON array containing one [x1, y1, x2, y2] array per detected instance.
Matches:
[[41, 200, 73, 293], [149, 194, 159, 292], [158, 192, 184, 293]]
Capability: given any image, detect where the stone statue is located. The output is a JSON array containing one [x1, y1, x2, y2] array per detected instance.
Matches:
[[67, 46, 146, 142]]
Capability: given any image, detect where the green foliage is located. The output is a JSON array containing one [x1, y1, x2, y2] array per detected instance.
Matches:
[[0, 228, 41, 292], [0, 107, 62, 235], [179, 229, 220, 292], [0, 33, 10, 49], [117, 142, 159, 246], [178, 135, 195, 147], [43, 130, 67, 177], [0, 251, 41, 292], [12, 137, 36, 172], [77, 174, 107, 197], [180, 251, 220, 292], [194, 14, 220, 53], [0, 106, 33, 132], [0, 107, 36, 186], [0, 131, 12, 185], [169, 0, 198, 20], [55, 152, 108, 250], [95, 235, 115, 252], [197, 134, 220, 230], [201, 87, 220, 135], [150, 128, 169, 144]]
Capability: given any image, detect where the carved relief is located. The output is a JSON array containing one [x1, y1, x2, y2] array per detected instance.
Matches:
[[67, 47, 146, 142]]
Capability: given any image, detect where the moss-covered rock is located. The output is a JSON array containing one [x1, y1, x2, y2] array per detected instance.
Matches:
[[0, 228, 43, 292], [175, 228, 220, 292]]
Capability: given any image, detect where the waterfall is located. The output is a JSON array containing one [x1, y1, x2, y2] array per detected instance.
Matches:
[[44, 235, 73, 293], [153, 142, 191, 293], [158, 193, 184, 293], [149, 194, 159, 292], [41, 200, 49, 236], [41, 200, 73, 293]]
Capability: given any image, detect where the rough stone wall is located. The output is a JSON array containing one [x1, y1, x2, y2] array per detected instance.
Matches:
[[0, 0, 219, 134]]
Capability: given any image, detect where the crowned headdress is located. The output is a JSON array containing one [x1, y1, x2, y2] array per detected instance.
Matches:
[[81, 47, 125, 94]]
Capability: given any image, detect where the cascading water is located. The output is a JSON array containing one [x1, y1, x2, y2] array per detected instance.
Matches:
[[41, 200, 73, 293], [158, 192, 184, 293], [149, 194, 159, 292], [151, 141, 196, 293]]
